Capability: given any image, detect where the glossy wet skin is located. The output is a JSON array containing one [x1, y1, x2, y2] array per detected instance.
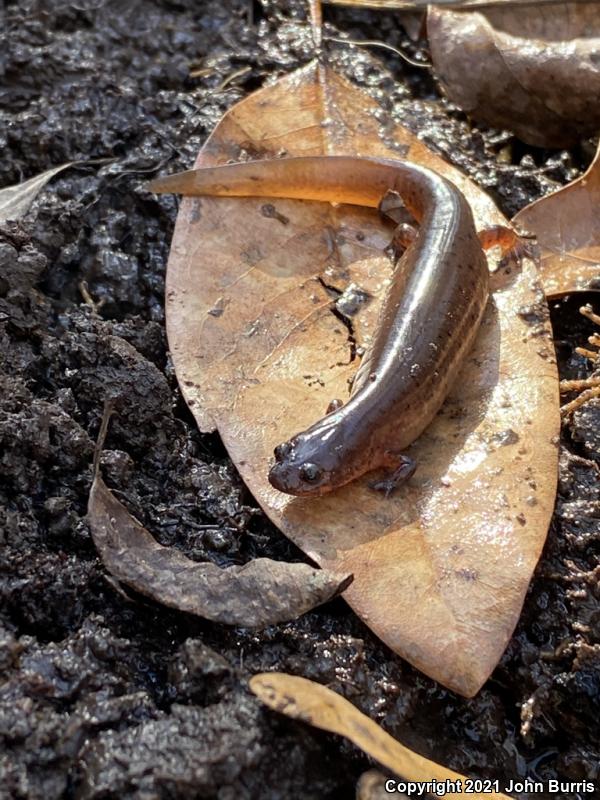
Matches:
[[149, 156, 491, 497], [267, 408, 372, 496], [269, 436, 333, 497]]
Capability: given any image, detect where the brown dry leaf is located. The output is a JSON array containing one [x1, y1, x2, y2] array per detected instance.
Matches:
[[88, 471, 352, 627], [0, 163, 77, 223], [250, 672, 512, 800], [162, 60, 558, 696], [513, 143, 600, 298], [427, 4, 600, 148]]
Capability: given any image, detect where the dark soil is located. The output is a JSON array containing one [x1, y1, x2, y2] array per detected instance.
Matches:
[[1, 1, 599, 799]]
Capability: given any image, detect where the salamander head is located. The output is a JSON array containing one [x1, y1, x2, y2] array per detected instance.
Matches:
[[268, 434, 336, 497]]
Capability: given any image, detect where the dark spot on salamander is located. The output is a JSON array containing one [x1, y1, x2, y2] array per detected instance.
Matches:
[[241, 244, 264, 265], [261, 203, 289, 225], [189, 199, 202, 224]]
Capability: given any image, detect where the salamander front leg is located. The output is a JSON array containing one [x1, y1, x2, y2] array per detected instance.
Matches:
[[385, 222, 419, 264], [378, 189, 413, 225], [369, 452, 416, 497], [478, 225, 536, 264], [326, 398, 343, 414]]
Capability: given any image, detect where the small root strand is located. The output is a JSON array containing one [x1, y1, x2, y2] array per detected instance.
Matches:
[[561, 385, 600, 416], [560, 377, 600, 392], [575, 347, 599, 361], [580, 304, 600, 327], [560, 305, 600, 415]]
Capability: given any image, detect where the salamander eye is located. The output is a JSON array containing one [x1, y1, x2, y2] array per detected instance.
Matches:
[[274, 441, 292, 462], [299, 462, 323, 483]]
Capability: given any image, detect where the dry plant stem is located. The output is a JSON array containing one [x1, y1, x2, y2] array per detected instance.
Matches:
[[214, 67, 252, 93], [559, 304, 599, 415], [575, 347, 599, 360], [561, 385, 600, 416], [560, 378, 600, 392], [93, 398, 115, 475], [580, 304, 600, 327], [309, 0, 323, 49]]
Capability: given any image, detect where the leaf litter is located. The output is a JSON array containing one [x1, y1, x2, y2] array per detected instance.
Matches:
[[0, 163, 77, 224], [514, 141, 600, 299], [250, 672, 512, 799], [154, 59, 559, 696], [0, 160, 111, 224], [427, 2, 600, 148], [88, 404, 352, 627]]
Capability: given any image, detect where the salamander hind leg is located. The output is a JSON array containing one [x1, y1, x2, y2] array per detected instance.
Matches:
[[369, 452, 416, 497], [378, 190, 419, 264], [385, 222, 419, 265]]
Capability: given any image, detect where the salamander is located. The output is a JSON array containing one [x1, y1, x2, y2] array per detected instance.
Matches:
[[149, 156, 518, 497]]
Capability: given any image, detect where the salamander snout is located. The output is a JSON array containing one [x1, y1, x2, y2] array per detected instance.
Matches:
[[269, 436, 331, 496]]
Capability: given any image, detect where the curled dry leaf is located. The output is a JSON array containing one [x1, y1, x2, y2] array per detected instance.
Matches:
[[162, 61, 559, 696], [250, 672, 511, 800], [513, 143, 600, 299], [427, 4, 600, 148], [0, 163, 76, 223], [88, 471, 352, 627]]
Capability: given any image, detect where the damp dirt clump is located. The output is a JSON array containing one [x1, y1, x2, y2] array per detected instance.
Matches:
[[1, 1, 599, 798]]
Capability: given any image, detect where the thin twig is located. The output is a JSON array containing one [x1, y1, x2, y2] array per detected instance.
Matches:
[[580, 304, 600, 327], [92, 398, 115, 479], [324, 35, 431, 68], [560, 377, 600, 392], [561, 385, 600, 416], [575, 347, 599, 361], [214, 66, 252, 93]]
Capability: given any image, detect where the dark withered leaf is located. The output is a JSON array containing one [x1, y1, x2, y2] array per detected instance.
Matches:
[[88, 473, 352, 628], [428, 4, 600, 148]]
